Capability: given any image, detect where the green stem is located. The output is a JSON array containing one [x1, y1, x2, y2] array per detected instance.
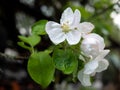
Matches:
[[31, 46, 35, 54], [72, 59, 78, 82], [63, 40, 70, 51]]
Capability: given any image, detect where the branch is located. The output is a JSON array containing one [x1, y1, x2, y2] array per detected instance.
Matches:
[[87, 2, 119, 20], [0, 52, 28, 61]]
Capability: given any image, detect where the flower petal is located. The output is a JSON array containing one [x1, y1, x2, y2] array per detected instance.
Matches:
[[96, 59, 109, 72], [95, 50, 110, 61], [72, 9, 81, 26], [80, 37, 101, 58], [79, 22, 94, 35], [84, 33, 104, 43], [84, 60, 98, 74], [60, 7, 74, 25], [66, 30, 81, 45], [45, 21, 65, 45], [83, 33, 105, 50], [77, 70, 91, 86]]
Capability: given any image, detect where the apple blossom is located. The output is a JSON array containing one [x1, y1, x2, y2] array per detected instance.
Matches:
[[45, 7, 94, 45], [80, 33, 105, 59], [78, 33, 110, 86], [78, 50, 109, 86]]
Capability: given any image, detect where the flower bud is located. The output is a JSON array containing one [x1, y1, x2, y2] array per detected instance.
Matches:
[[81, 33, 105, 58]]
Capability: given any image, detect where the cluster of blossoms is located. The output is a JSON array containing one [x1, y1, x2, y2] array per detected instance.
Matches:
[[78, 34, 109, 86], [45, 7, 109, 86]]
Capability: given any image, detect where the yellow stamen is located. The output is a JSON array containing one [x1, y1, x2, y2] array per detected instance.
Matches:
[[61, 23, 70, 33]]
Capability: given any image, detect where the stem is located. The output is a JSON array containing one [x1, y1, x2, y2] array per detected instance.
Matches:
[[72, 60, 78, 82], [31, 46, 35, 54], [63, 40, 68, 51], [87, 1, 119, 20]]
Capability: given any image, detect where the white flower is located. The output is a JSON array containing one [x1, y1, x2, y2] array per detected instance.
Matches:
[[45, 7, 94, 45], [83, 50, 110, 75], [78, 50, 109, 86], [78, 33, 110, 86], [80, 33, 105, 58]]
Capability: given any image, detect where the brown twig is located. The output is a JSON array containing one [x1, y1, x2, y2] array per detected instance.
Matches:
[[0, 52, 28, 61]]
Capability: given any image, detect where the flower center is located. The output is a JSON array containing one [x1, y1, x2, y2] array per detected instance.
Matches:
[[61, 23, 70, 33]]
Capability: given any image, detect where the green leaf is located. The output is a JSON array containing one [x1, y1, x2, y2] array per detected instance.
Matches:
[[27, 51, 55, 88], [53, 49, 78, 74], [18, 35, 41, 47], [17, 42, 31, 51], [32, 20, 48, 35]]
